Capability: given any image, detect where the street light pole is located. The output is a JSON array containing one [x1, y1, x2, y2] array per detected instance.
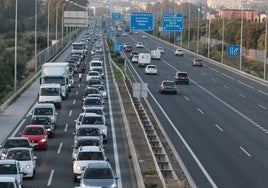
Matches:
[[34, 0, 37, 72], [14, 0, 18, 92], [264, 12, 267, 80], [240, 0, 244, 71], [47, 0, 52, 58], [197, 7, 200, 54], [221, 16, 225, 63], [187, 3, 190, 50]]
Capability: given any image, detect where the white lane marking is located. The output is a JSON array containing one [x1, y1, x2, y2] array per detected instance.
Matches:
[[209, 67, 219, 73], [76, 91, 79, 95], [184, 96, 189, 101], [212, 78, 216, 82], [69, 110, 72, 117], [221, 73, 235, 80], [258, 104, 267, 110], [13, 119, 26, 136], [57, 143, 63, 154], [258, 90, 268, 96], [239, 93, 245, 98], [224, 85, 229, 89], [47, 170, 55, 186], [73, 100, 76, 105], [215, 124, 223, 132], [64, 124, 68, 132], [201, 73, 205, 76], [197, 108, 204, 114], [240, 146, 252, 158], [237, 80, 254, 89]]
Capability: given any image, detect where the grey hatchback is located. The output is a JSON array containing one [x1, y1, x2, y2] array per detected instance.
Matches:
[[159, 80, 177, 94], [174, 71, 189, 85]]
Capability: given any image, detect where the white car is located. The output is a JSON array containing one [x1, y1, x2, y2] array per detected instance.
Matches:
[[156, 47, 164, 54], [86, 71, 101, 82], [175, 48, 184, 56], [131, 55, 139, 63], [92, 84, 107, 99], [73, 146, 107, 182], [122, 32, 128, 36], [142, 35, 147, 39], [5, 147, 37, 178], [136, 42, 144, 48], [145, 65, 158, 75], [0, 160, 23, 187]]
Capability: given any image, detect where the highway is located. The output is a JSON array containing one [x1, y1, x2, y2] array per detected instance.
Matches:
[[0, 23, 139, 187], [116, 31, 268, 188]]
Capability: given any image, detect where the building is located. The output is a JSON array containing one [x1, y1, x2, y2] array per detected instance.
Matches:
[[219, 9, 259, 21]]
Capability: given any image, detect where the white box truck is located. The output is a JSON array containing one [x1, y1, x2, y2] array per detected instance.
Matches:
[[151, 50, 161, 60], [41, 62, 69, 99], [38, 83, 62, 109], [138, 53, 151, 68]]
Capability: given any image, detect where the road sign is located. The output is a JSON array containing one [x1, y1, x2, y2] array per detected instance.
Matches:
[[112, 12, 121, 20], [130, 12, 153, 31], [133, 83, 148, 98], [162, 13, 184, 31], [113, 42, 123, 52], [227, 45, 240, 57]]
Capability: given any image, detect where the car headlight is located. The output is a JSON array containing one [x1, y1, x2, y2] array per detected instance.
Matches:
[[40, 138, 47, 142]]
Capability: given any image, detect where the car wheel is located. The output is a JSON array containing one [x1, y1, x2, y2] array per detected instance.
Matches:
[[74, 175, 78, 182]]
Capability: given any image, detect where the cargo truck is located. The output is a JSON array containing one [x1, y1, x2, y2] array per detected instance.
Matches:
[[41, 62, 69, 98]]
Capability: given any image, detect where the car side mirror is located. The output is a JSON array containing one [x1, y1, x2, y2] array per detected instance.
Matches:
[[33, 156, 37, 160]]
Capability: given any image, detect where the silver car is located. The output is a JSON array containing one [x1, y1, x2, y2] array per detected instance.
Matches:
[[80, 160, 118, 187], [0, 159, 23, 187]]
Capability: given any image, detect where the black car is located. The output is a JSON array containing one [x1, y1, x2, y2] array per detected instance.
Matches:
[[159, 80, 177, 94], [31, 116, 55, 138], [124, 45, 133, 53], [174, 72, 189, 85], [130, 51, 138, 59]]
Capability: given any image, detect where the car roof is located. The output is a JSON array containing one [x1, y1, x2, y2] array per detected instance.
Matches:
[[6, 147, 32, 152], [79, 146, 102, 152], [76, 136, 101, 141], [86, 160, 110, 168], [82, 113, 102, 117], [176, 71, 188, 74], [5, 137, 30, 141], [0, 159, 18, 164], [0, 176, 17, 182], [34, 103, 55, 108], [25, 124, 45, 128]]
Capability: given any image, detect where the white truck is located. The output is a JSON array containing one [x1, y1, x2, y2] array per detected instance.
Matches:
[[72, 42, 87, 59], [41, 62, 69, 99], [38, 83, 62, 109], [151, 50, 161, 60], [138, 53, 151, 67]]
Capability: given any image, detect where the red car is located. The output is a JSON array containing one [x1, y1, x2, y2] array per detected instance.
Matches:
[[20, 125, 48, 150]]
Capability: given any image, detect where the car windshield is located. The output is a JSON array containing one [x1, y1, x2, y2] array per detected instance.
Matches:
[[0, 164, 17, 174], [23, 127, 45, 135], [84, 168, 113, 179], [4, 140, 29, 149], [81, 116, 103, 124], [7, 150, 31, 161], [75, 140, 99, 149], [178, 73, 187, 77], [77, 152, 104, 160], [84, 99, 101, 106], [164, 82, 174, 88], [77, 128, 99, 136], [34, 108, 53, 115], [31, 117, 52, 125]]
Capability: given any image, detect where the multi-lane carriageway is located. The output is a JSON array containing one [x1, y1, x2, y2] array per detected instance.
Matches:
[[0, 27, 142, 187]]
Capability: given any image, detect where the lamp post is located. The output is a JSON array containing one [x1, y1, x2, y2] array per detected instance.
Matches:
[[264, 12, 267, 80], [62, 2, 69, 46], [240, 0, 244, 71], [187, 2, 190, 50], [197, 7, 200, 54], [14, 0, 18, 92], [47, 0, 52, 58], [34, 0, 37, 72], [208, 9, 211, 58], [221, 16, 225, 63]]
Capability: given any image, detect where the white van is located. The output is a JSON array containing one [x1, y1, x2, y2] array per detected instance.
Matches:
[[151, 50, 161, 60], [138, 53, 151, 67]]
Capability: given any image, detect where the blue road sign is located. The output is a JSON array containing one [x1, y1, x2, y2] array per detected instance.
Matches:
[[162, 13, 184, 31], [227, 45, 240, 57], [112, 12, 121, 20], [113, 42, 123, 52], [130, 12, 153, 31]]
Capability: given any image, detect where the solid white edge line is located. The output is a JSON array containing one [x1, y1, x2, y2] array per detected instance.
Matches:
[[47, 169, 55, 186], [12, 119, 26, 137]]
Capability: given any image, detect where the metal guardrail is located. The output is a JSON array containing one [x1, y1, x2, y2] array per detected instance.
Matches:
[[0, 29, 82, 113]]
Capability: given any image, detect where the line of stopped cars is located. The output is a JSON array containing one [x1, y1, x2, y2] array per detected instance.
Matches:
[[0, 24, 118, 187], [72, 27, 118, 188]]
